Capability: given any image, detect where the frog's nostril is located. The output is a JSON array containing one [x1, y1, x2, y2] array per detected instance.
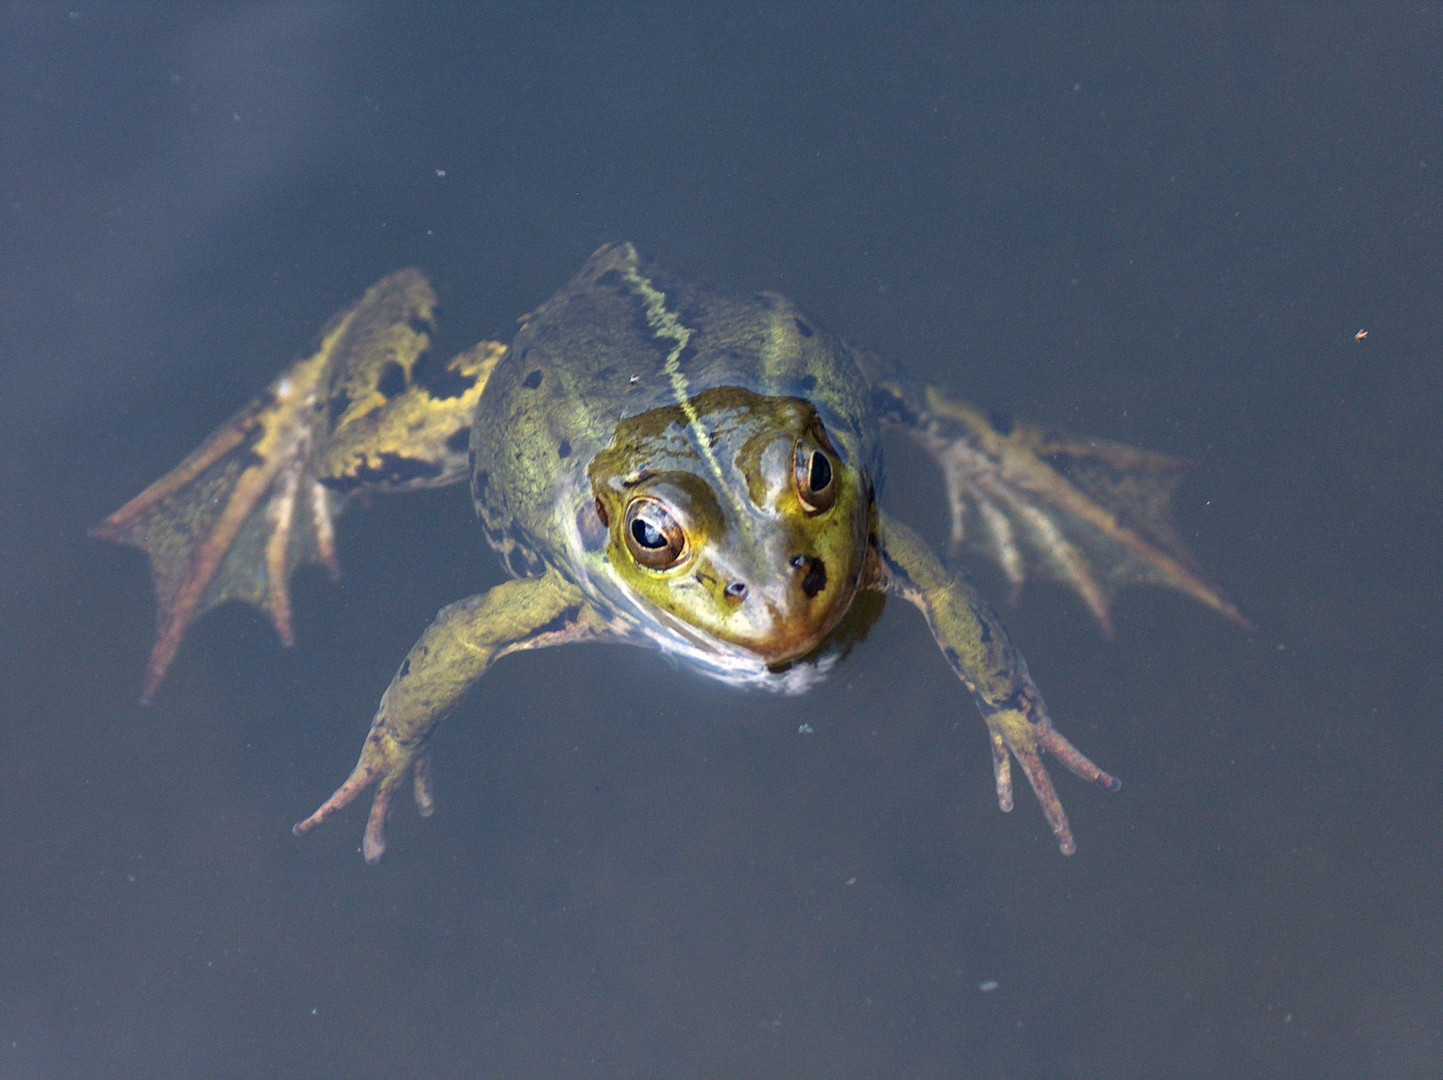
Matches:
[[724, 581, 749, 603], [790, 555, 828, 599]]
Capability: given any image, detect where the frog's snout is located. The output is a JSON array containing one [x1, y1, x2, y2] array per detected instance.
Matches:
[[717, 552, 840, 662], [721, 554, 826, 608]]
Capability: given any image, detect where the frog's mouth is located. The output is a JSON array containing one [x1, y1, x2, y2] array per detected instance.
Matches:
[[636, 558, 859, 666], [631, 593, 850, 693]]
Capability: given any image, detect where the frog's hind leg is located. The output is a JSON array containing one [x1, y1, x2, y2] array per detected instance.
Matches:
[[92, 270, 504, 701], [904, 388, 1249, 633]]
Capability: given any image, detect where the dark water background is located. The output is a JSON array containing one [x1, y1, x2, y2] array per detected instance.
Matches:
[[4, 6, 1441, 1078]]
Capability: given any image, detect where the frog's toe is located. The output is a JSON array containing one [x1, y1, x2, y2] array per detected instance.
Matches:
[[291, 763, 375, 839], [292, 732, 430, 863], [412, 752, 436, 818], [1003, 729, 1078, 855], [1037, 724, 1122, 795], [986, 708, 1119, 855], [988, 731, 1015, 813], [361, 783, 397, 865]]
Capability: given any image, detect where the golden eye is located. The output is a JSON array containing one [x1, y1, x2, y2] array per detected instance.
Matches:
[[623, 497, 688, 570], [794, 441, 837, 513]]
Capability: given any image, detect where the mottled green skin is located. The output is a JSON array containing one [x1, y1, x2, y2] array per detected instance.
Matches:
[[471, 242, 880, 580], [466, 243, 880, 680]]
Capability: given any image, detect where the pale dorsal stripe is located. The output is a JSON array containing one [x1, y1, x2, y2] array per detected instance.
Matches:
[[620, 265, 731, 493]]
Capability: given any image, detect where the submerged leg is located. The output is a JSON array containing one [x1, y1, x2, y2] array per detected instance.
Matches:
[[92, 269, 503, 700], [861, 365, 1249, 632], [293, 570, 607, 864], [918, 390, 1249, 630], [874, 512, 1119, 855]]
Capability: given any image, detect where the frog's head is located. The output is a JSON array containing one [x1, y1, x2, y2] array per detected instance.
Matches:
[[589, 387, 871, 666]]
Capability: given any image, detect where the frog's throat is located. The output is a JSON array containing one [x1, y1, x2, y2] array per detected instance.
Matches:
[[621, 581, 844, 695]]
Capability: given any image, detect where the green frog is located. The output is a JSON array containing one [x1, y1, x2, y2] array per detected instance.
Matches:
[[95, 243, 1246, 863]]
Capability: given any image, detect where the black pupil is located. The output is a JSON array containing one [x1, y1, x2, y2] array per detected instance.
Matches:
[[809, 451, 832, 492], [632, 518, 666, 548]]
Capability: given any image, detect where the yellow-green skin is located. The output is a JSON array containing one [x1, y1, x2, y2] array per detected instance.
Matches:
[[97, 242, 1247, 864], [473, 246, 874, 678]]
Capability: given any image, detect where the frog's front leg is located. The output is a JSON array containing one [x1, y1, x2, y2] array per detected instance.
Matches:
[[293, 569, 609, 863], [874, 513, 1119, 855]]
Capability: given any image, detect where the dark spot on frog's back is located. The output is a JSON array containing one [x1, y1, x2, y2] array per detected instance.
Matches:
[[987, 408, 1014, 436], [673, 298, 712, 332], [595, 268, 624, 290], [557, 439, 571, 459], [505, 532, 547, 578], [447, 428, 470, 453], [522, 369, 543, 390], [797, 374, 818, 393], [482, 523, 508, 550], [626, 306, 659, 351], [794, 317, 814, 338], [377, 361, 407, 399]]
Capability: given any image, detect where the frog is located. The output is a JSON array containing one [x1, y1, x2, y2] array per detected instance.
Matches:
[[95, 242, 1247, 864]]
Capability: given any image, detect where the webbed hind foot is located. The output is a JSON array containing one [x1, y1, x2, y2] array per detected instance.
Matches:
[[912, 390, 1249, 632], [93, 271, 501, 699]]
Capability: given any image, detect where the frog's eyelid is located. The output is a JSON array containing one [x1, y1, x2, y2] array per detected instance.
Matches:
[[622, 495, 689, 570], [808, 416, 838, 454]]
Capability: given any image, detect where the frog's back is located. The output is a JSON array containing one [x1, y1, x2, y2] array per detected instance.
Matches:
[[470, 242, 880, 578]]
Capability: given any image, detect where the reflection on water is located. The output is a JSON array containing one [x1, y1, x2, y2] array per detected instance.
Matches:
[[3, 6, 1440, 1078]]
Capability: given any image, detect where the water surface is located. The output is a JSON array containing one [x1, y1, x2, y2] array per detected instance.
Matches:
[[3, 7, 1440, 1078]]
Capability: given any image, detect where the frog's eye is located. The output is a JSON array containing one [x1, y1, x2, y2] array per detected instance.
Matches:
[[794, 441, 837, 514], [623, 497, 688, 570]]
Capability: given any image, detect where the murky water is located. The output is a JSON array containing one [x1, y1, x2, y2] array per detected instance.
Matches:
[[3, 8, 1440, 1078]]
